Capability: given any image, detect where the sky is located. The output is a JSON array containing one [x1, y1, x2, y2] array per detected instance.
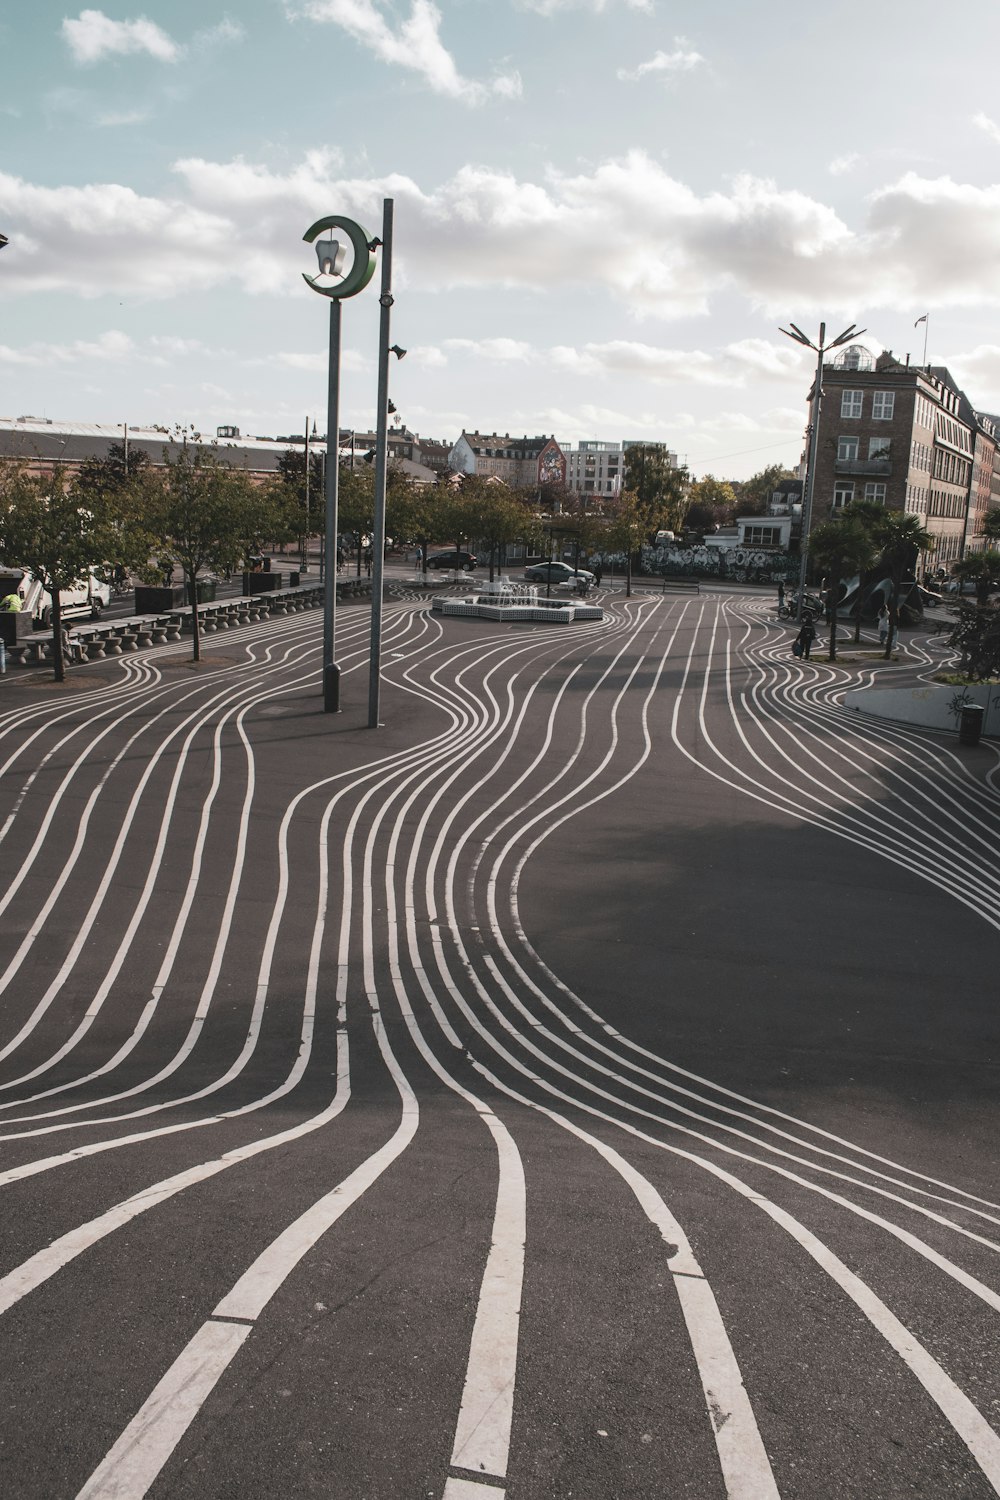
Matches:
[[3, 0, 1000, 479]]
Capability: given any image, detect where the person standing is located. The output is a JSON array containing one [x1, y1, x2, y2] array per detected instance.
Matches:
[[796, 613, 816, 660], [877, 605, 889, 647], [592, 558, 603, 587], [777, 579, 785, 609], [0, 589, 21, 612]]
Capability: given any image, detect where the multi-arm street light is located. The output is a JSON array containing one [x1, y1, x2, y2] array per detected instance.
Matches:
[[779, 319, 866, 623]]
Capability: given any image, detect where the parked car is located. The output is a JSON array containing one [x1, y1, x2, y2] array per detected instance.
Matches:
[[524, 561, 595, 585], [425, 550, 477, 570]]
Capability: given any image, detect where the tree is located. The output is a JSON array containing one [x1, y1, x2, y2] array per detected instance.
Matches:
[[871, 512, 934, 660], [947, 601, 1000, 680], [982, 510, 1000, 547], [734, 463, 794, 518], [686, 474, 738, 530], [275, 446, 324, 560], [806, 519, 878, 662], [952, 549, 1000, 606], [602, 490, 653, 598], [0, 463, 130, 682], [622, 446, 691, 535], [145, 451, 277, 663], [75, 441, 151, 502], [841, 497, 889, 642]]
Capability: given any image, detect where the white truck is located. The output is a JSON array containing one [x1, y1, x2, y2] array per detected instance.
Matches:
[[0, 567, 111, 628]]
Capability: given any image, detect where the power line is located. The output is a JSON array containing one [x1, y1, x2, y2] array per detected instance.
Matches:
[[686, 438, 797, 467]]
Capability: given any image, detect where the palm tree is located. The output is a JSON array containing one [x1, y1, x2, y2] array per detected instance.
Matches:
[[872, 512, 934, 660], [807, 519, 879, 662], [842, 497, 887, 642]]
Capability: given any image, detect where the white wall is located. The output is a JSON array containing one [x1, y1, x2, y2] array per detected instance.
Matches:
[[843, 680, 1000, 737]]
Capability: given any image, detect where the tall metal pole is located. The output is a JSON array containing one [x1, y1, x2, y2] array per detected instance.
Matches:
[[796, 329, 825, 624], [368, 198, 393, 729], [302, 416, 310, 572], [324, 301, 342, 712]]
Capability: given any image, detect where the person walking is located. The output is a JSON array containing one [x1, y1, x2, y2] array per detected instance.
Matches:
[[777, 579, 785, 609], [796, 613, 816, 661], [877, 605, 889, 647], [592, 558, 603, 587]]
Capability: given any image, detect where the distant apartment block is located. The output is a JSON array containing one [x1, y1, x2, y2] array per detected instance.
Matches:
[[562, 440, 624, 502], [448, 431, 566, 489]]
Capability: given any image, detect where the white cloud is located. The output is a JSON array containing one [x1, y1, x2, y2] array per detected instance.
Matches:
[[828, 153, 860, 176], [7, 151, 1000, 323], [96, 108, 150, 127], [0, 329, 136, 365], [973, 112, 1000, 146], [294, 0, 520, 103], [62, 9, 181, 64], [517, 0, 650, 14], [617, 41, 704, 83], [407, 345, 448, 368], [194, 17, 245, 48], [444, 337, 534, 362], [401, 334, 807, 389]]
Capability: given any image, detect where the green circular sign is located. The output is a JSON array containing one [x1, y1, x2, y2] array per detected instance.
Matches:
[[302, 215, 377, 300]]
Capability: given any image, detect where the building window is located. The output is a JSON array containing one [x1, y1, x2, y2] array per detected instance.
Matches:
[[833, 482, 855, 510], [841, 390, 863, 418], [837, 436, 859, 462], [743, 526, 782, 546], [872, 391, 895, 420], [868, 437, 890, 459], [863, 483, 887, 503]]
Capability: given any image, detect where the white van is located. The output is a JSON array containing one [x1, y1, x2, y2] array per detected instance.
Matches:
[[0, 568, 111, 628]]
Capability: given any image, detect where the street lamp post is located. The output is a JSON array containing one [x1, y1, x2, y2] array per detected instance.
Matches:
[[779, 319, 866, 624], [368, 199, 405, 730], [302, 214, 378, 711]]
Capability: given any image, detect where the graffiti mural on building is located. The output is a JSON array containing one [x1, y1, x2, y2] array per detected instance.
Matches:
[[647, 544, 798, 584]]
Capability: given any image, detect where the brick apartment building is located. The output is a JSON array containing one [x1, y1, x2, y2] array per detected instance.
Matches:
[[448, 431, 567, 490], [809, 347, 997, 573]]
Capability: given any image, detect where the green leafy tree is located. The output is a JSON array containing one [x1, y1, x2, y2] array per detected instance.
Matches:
[[734, 463, 795, 518], [806, 519, 879, 662], [622, 446, 691, 535], [947, 601, 1000, 680], [982, 510, 1000, 546], [275, 446, 324, 561], [457, 477, 537, 579], [74, 441, 151, 501], [872, 512, 934, 660], [603, 490, 656, 598], [687, 474, 738, 529], [145, 451, 278, 663], [952, 549, 1000, 606], [0, 463, 130, 682]]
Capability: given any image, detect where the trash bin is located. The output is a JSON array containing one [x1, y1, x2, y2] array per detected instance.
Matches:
[[959, 703, 985, 746]]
